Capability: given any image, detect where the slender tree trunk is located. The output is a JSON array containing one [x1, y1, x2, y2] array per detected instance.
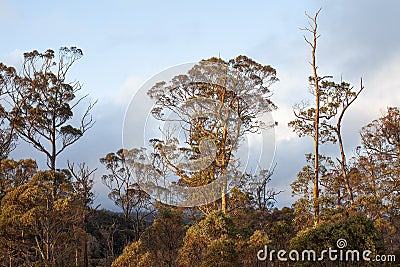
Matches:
[[221, 167, 227, 214], [50, 112, 57, 171], [50, 144, 56, 173], [313, 100, 320, 226], [46, 209, 51, 267], [301, 9, 323, 226], [50, 155, 56, 172], [219, 88, 228, 215], [83, 236, 88, 267], [337, 129, 354, 208], [75, 248, 79, 267], [311, 20, 320, 226], [83, 215, 89, 267]]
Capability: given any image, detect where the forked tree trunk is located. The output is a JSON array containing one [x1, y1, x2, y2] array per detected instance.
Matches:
[[337, 129, 354, 208]]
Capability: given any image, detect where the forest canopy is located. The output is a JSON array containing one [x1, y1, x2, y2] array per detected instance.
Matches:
[[0, 7, 399, 267]]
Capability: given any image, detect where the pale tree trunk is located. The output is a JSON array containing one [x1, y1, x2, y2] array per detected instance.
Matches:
[[50, 112, 57, 171], [335, 80, 364, 209], [337, 128, 354, 208], [221, 168, 227, 214], [309, 11, 321, 226], [75, 248, 79, 267], [313, 97, 320, 226]]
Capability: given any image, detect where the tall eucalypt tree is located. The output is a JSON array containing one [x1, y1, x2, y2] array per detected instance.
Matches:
[[0, 47, 96, 170], [289, 10, 364, 225], [147, 55, 278, 213]]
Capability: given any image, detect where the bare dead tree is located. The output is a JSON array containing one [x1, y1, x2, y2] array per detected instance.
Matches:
[[301, 9, 322, 225]]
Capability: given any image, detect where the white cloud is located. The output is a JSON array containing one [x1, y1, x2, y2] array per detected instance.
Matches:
[[1, 49, 23, 68], [273, 104, 298, 143], [112, 75, 143, 105], [364, 51, 400, 108]]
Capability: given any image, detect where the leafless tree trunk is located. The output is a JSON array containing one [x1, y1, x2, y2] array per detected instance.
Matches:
[[302, 9, 322, 225]]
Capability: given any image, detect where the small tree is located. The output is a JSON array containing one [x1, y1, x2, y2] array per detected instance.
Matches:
[[0, 170, 80, 266], [68, 162, 96, 267], [178, 211, 240, 266], [290, 154, 336, 229], [111, 240, 155, 267], [358, 107, 400, 212], [100, 148, 155, 241], [290, 213, 384, 266], [360, 107, 400, 162], [354, 107, 400, 256], [0, 158, 37, 200], [140, 204, 186, 266], [238, 230, 270, 267]]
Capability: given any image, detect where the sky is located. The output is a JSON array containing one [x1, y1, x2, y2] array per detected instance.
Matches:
[[1, 0, 399, 209]]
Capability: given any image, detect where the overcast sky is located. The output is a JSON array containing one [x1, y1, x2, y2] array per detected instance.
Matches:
[[1, 0, 399, 209]]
